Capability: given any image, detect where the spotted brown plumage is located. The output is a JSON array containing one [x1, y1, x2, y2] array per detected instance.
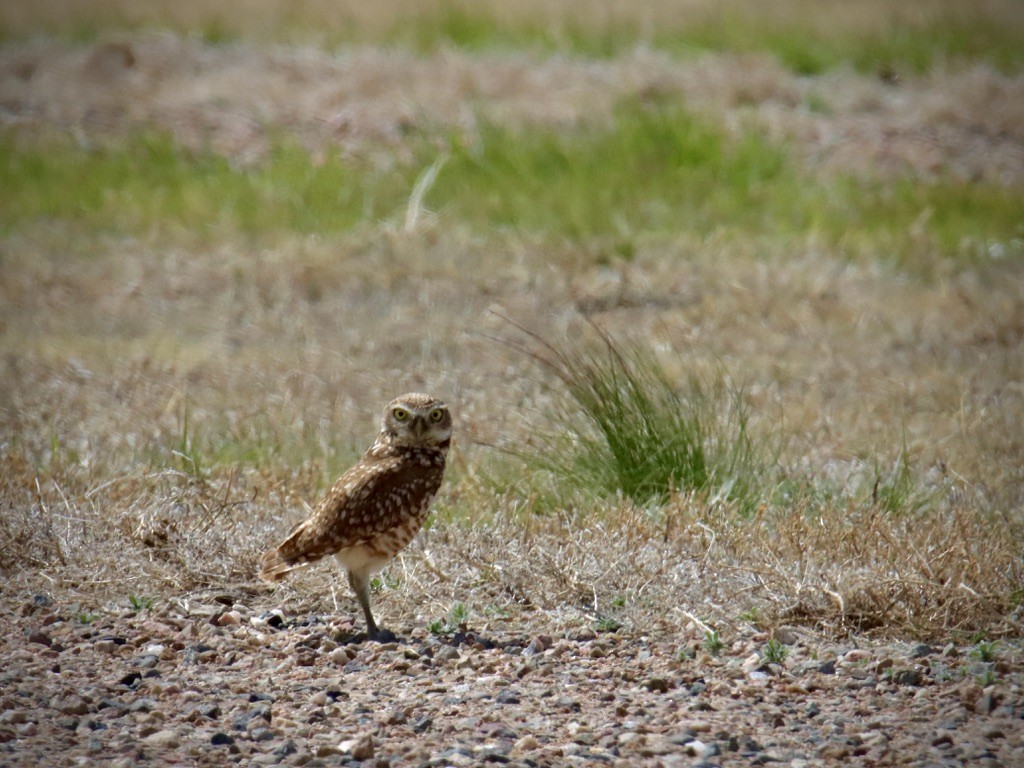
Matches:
[[260, 393, 451, 639]]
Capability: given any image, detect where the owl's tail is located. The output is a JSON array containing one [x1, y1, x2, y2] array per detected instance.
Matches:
[[259, 548, 303, 582], [259, 520, 319, 582]]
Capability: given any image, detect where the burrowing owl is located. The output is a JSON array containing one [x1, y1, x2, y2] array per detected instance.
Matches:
[[260, 393, 451, 639]]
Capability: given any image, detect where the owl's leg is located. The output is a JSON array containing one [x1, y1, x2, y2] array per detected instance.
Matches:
[[347, 569, 395, 641]]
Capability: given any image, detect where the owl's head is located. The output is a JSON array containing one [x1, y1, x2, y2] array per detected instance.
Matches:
[[381, 393, 452, 448]]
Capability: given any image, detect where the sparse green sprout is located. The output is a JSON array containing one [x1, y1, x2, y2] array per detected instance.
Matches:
[[969, 640, 998, 663], [677, 646, 697, 661], [370, 571, 401, 591], [740, 607, 761, 626], [763, 638, 789, 665], [428, 603, 470, 636], [974, 666, 998, 687], [593, 616, 622, 633], [703, 630, 725, 656], [77, 612, 97, 625], [128, 594, 156, 612], [427, 619, 446, 636], [611, 595, 627, 608]]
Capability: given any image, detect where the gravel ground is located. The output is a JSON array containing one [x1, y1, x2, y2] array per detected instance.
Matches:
[[2, 588, 1021, 768]]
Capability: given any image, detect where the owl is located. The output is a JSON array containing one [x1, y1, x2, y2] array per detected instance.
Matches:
[[260, 393, 451, 640]]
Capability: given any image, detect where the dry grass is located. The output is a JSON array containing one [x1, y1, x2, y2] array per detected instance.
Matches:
[[1, 8, 1023, 642], [2, 229, 1021, 640]]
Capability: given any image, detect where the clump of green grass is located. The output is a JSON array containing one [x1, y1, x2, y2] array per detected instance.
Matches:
[[763, 637, 789, 665], [428, 602, 470, 636], [968, 640, 999, 663], [128, 594, 156, 611], [703, 630, 725, 655], [593, 615, 622, 633], [504, 319, 772, 512], [871, 451, 934, 515]]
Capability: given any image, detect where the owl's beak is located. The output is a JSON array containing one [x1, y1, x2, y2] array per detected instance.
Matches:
[[410, 417, 428, 438]]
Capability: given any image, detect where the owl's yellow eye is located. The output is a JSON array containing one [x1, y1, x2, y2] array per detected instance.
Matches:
[[392, 407, 409, 421], [428, 408, 445, 423]]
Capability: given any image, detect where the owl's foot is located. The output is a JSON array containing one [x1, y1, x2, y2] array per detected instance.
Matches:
[[367, 627, 398, 643]]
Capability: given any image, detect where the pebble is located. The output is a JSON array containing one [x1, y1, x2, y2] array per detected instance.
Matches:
[[513, 735, 540, 753], [144, 729, 180, 748], [339, 734, 374, 760], [27, 631, 52, 647]]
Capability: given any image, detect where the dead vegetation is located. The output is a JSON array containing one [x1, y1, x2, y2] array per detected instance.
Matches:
[[2, 229, 1021, 640], [1, 5, 1023, 644]]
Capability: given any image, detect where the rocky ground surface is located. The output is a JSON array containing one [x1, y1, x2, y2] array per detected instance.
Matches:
[[1, 588, 1021, 768]]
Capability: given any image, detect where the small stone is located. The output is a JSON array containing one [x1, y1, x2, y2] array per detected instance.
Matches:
[[128, 698, 156, 713], [211, 732, 234, 746], [523, 636, 548, 656], [618, 732, 646, 749], [27, 631, 52, 647], [931, 733, 954, 748], [58, 697, 90, 716], [684, 739, 716, 758], [514, 662, 534, 679], [144, 729, 180, 748], [496, 689, 521, 705], [412, 716, 433, 733], [819, 743, 850, 759], [910, 643, 936, 658], [251, 727, 275, 742], [975, 694, 996, 715], [328, 648, 351, 666], [433, 646, 460, 663], [641, 677, 671, 693], [215, 611, 242, 627], [198, 704, 221, 719], [273, 739, 298, 758], [339, 734, 374, 761], [817, 660, 836, 675], [892, 669, 923, 686], [513, 735, 540, 753], [773, 626, 799, 645]]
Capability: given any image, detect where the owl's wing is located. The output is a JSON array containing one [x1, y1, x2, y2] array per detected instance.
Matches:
[[259, 453, 441, 581]]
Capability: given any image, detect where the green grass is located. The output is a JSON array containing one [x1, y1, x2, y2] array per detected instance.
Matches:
[[505, 320, 771, 512], [0, 132, 419, 238], [428, 602, 470, 635], [3, 4, 1021, 75], [703, 630, 725, 655], [675, 13, 1024, 76], [430, 104, 795, 242], [128, 594, 156, 611], [763, 638, 789, 665], [3, 105, 1021, 269]]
